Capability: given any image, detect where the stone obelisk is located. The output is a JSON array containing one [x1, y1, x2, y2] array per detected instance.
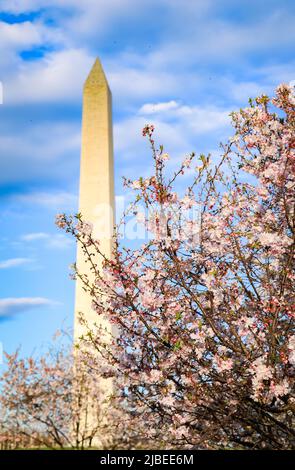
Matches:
[[74, 58, 115, 341]]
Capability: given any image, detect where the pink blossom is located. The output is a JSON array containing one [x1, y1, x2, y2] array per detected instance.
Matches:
[[149, 369, 163, 382], [214, 355, 233, 373], [132, 180, 141, 189]]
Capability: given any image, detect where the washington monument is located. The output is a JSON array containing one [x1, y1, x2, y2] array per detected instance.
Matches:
[[74, 58, 115, 343]]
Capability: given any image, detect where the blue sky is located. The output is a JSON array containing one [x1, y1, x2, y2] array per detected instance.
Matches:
[[0, 0, 294, 361]]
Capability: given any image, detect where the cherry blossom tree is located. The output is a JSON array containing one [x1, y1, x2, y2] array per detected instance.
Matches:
[[0, 338, 114, 449], [0, 335, 154, 449], [58, 84, 294, 450]]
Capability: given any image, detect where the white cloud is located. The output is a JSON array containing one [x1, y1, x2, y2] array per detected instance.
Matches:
[[0, 297, 56, 319], [21, 232, 74, 249], [1, 2, 293, 111], [0, 18, 63, 72], [115, 114, 183, 155], [0, 257, 32, 269], [116, 101, 230, 155], [256, 63, 295, 88], [16, 191, 78, 210], [0, 0, 51, 12], [112, 98, 233, 185], [0, 0, 184, 48], [46, 234, 74, 249], [4, 48, 93, 104], [139, 100, 179, 114], [0, 122, 80, 185], [109, 65, 183, 103], [0, 0, 151, 16], [187, 106, 230, 134], [146, 9, 295, 69], [0, 20, 41, 49], [20, 232, 48, 241], [139, 101, 231, 132], [224, 80, 268, 104]]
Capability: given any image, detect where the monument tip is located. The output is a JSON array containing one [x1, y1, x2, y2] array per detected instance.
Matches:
[[84, 57, 109, 90]]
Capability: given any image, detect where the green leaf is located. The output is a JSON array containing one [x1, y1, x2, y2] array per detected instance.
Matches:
[[173, 340, 182, 351], [175, 312, 182, 321]]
